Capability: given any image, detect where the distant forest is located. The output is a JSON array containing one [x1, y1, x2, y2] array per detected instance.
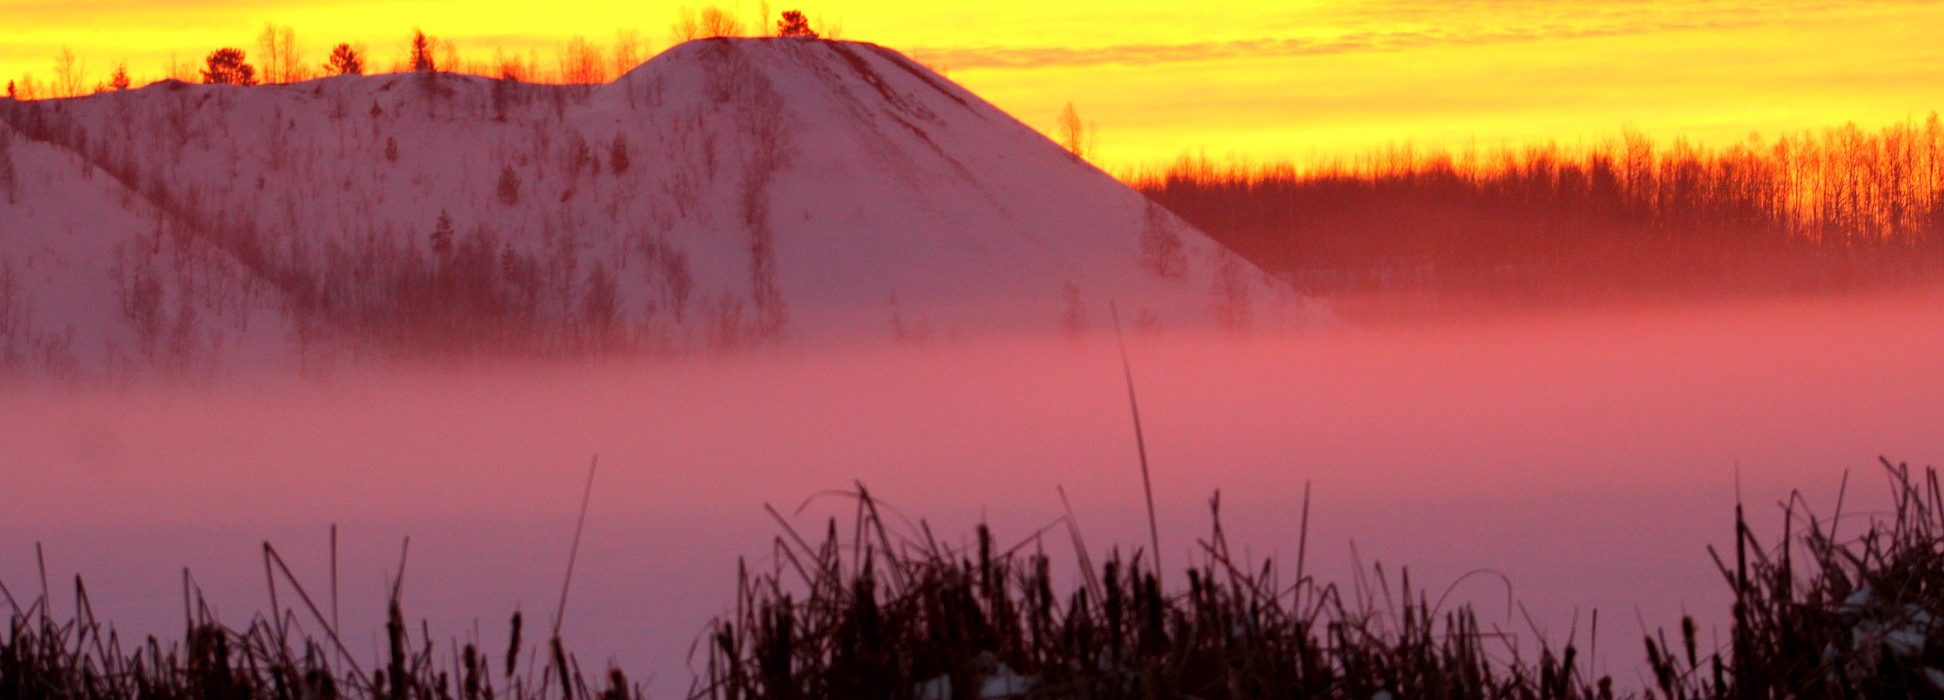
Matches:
[[1134, 116, 1944, 306]]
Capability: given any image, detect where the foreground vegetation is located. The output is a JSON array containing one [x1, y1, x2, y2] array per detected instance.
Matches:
[[4, 461, 1941, 698]]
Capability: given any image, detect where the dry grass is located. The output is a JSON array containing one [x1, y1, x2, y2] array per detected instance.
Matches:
[[695, 485, 1605, 700], [2, 461, 1939, 698]]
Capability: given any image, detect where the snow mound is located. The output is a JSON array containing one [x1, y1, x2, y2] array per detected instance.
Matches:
[[0, 38, 1307, 372]]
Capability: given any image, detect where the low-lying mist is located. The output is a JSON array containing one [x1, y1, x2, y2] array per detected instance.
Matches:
[[3, 290, 1940, 691]]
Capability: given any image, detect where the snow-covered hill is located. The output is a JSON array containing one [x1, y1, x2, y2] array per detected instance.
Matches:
[[0, 37, 1305, 375], [0, 121, 280, 379]]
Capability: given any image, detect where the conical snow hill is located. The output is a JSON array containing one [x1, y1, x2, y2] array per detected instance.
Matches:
[[0, 37, 1306, 373]]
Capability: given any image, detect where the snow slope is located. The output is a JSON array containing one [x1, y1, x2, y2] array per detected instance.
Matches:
[[1, 38, 1306, 371], [0, 121, 281, 379]]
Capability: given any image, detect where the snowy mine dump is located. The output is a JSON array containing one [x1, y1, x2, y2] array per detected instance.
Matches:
[[0, 38, 1313, 377]]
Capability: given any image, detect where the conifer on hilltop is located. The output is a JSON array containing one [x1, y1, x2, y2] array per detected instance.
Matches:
[[201, 48, 257, 86]]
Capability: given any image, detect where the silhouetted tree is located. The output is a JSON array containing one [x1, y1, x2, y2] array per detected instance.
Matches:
[[612, 30, 643, 76], [325, 44, 364, 76], [672, 9, 703, 41], [610, 133, 631, 175], [491, 71, 514, 122], [1056, 102, 1092, 160], [497, 165, 521, 205], [1136, 115, 1944, 300], [201, 48, 258, 85], [565, 133, 594, 181], [53, 47, 84, 98], [109, 63, 131, 91], [1138, 202, 1188, 279], [703, 7, 745, 38], [560, 36, 605, 84], [673, 6, 745, 40], [257, 23, 304, 83], [4, 81, 14, 100], [410, 29, 436, 72], [0, 128, 16, 204], [776, 11, 817, 38], [431, 210, 455, 256]]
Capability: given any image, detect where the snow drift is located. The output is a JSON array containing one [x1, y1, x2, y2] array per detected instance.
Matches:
[[0, 38, 1302, 375]]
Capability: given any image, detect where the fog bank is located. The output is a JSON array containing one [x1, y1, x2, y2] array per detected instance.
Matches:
[[3, 291, 1940, 690]]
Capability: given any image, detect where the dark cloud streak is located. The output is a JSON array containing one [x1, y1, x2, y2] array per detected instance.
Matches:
[[910, 9, 1795, 71]]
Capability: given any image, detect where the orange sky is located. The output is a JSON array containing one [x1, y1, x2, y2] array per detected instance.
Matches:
[[6, 0, 1943, 168]]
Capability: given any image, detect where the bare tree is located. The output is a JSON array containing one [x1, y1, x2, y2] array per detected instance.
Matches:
[[672, 7, 702, 41], [497, 165, 521, 205], [0, 260, 27, 371], [54, 47, 84, 98], [1210, 256, 1252, 333], [1056, 102, 1095, 160], [612, 30, 643, 77], [610, 132, 631, 175], [1138, 201, 1188, 279], [434, 37, 461, 74], [430, 210, 455, 257], [559, 36, 606, 84], [163, 53, 197, 82], [0, 128, 17, 204], [257, 24, 305, 83], [700, 6, 745, 38], [493, 49, 530, 82]]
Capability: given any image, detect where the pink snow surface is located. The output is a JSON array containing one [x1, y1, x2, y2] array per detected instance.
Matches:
[[0, 38, 1318, 376]]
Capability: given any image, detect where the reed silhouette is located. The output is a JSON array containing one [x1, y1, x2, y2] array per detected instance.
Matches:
[[5, 462, 1936, 698]]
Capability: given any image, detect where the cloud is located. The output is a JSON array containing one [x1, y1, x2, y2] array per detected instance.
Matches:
[[907, 5, 1807, 71]]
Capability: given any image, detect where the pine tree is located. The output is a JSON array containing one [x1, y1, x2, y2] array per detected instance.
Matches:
[[201, 48, 258, 86], [410, 30, 436, 72], [325, 44, 364, 76], [110, 63, 131, 91], [776, 11, 817, 38]]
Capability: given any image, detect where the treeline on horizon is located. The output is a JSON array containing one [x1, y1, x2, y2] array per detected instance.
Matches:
[[2, 5, 830, 100], [1134, 116, 1944, 303]]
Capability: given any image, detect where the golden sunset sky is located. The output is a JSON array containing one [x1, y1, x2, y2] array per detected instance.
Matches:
[[5, 0, 1942, 168]]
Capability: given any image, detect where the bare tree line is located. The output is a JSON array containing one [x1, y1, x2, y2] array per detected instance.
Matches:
[[7, 6, 838, 98], [1134, 117, 1944, 299]]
